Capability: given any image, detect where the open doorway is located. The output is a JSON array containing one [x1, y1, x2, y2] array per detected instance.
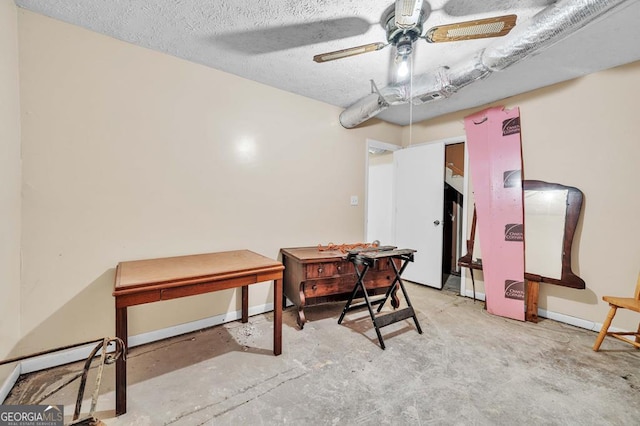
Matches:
[[365, 138, 468, 293], [365, 139, 400, 245], [442, 142, 465, 294]]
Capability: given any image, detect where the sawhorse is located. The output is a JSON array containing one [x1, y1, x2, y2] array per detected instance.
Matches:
[[338, 248, 422, 349]]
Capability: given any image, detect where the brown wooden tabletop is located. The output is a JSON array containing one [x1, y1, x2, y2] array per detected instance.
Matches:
[[113, 249, 284, 416], [114, 250, 284, 295]]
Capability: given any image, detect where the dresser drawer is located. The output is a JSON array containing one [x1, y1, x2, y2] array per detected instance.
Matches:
[[303, 271, 395, 298], [304, 261, 353, 278], [303, 276, 355, 298]]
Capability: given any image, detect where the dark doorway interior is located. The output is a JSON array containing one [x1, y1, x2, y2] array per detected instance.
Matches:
[[442, 182, 464, 281], [442, 142, 465, 293]]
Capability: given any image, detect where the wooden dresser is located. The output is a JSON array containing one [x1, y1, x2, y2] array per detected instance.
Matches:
[[280, 246, 398, 329]]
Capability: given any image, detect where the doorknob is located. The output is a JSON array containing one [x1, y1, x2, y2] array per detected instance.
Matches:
[[434, 220, 441, 226]]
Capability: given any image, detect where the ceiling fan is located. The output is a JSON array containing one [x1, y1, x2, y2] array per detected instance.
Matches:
[[313, 0, 517, 77]]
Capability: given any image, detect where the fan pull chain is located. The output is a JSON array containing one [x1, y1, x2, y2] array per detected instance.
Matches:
[[409, 54, 414, 146]]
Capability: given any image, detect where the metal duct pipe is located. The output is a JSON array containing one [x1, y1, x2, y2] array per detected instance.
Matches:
[[338, 93, 389, 129], [338, 83, 412, 128], [481, 0, 630, 71], [339, 72, 445, 128], [340, 0, 631, 128], [430, 0, 632, 99]]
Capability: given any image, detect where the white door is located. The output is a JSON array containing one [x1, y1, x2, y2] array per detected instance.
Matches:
[[393, 142, 445, 288]]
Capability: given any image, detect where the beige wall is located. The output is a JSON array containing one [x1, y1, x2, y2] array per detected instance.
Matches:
[[0, 0, 22, 369], [404, 61, 640, 330], [13, 10, 402, 356], [8, 6, 640, 365]]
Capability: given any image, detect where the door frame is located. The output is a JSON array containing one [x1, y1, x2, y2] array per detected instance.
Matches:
[[443, 136, 470, 298], [437, 136, 470, 297], [364, 138, 401, 241], [365, 136, 471, 298]]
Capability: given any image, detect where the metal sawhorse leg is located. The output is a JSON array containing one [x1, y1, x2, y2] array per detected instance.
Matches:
[[338, 249, 422, 349]]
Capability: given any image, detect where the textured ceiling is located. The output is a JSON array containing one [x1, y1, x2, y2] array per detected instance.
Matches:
[[14, 0, 640, 126]]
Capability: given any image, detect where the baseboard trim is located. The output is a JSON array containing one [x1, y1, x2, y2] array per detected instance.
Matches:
[[538, 308, 626, 334], [460, 291, 624, 334], [128, 302, 273, 348], [0, 363, 21, 404], [0, 302, 273, 402], [536, 307, 602, 332], [462, 288, 486, 301]]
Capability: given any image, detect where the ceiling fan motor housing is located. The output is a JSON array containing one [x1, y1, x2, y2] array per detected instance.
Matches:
[[386, 16, 423, 48]]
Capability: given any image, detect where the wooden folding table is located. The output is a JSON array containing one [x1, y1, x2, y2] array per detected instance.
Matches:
[[338, 248, 422, 349], [113, 249, 284, 415]]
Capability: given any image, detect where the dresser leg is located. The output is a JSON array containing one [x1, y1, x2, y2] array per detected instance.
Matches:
[[295, 283, 307, 329], [391, 288, 400, 309], [296, 307, 306, 329]]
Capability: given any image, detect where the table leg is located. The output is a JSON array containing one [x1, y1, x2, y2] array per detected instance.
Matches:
[[242, 285, 249, 323], [526, 280, 539, 323], [115, 305, 128, 416], [274, 278, 282, 355]]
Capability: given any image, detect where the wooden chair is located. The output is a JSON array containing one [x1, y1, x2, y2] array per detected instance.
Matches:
[[592, 273, 640, 351]]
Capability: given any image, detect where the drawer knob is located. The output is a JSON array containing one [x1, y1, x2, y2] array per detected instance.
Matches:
[[312, 284, 317, 290], [318, 266, 323, 274]]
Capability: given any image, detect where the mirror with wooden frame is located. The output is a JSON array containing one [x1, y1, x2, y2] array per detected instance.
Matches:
[[522, 180, 585, 289], [459, 180, 585, 289]]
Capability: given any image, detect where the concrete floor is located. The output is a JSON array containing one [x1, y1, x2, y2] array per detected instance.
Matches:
[[5, 282, 640, 425]]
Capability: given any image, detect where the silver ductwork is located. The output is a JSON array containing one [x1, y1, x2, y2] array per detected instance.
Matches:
[[338, 93, 389, 127], [339, 0, 631, 129], [337, 81, 411, 128]]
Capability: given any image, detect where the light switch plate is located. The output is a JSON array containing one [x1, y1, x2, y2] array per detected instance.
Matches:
[[350, 195, 358, 206]]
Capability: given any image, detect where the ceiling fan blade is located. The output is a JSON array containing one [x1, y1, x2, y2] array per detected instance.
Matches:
[[425, 14, 517, 43], [395, 0, 425, 30], [313, 42, 387, 63]]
